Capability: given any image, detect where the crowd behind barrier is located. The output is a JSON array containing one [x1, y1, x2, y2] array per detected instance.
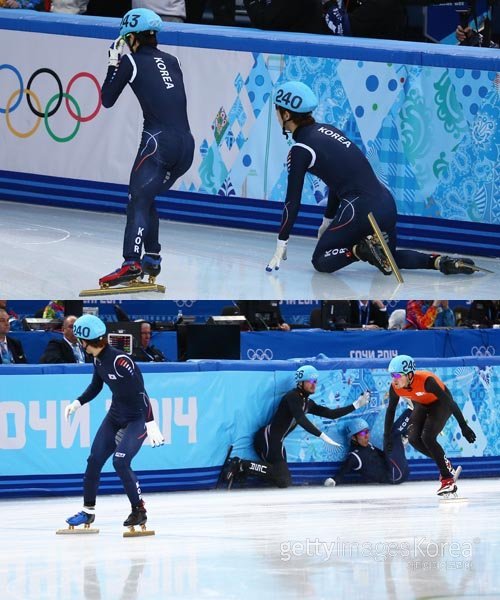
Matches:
[[1, 356, 498, 497]]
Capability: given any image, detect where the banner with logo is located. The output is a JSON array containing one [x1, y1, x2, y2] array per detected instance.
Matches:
[[0, 14, 498, 239], [0, 359, 499, 488]]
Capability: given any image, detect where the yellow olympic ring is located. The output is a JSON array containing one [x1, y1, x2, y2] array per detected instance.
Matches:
[[5, 88, 42, 139]]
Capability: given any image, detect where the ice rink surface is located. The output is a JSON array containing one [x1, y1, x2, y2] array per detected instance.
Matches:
[[2, 479, 500, 600], [2, 201, 499, 300]]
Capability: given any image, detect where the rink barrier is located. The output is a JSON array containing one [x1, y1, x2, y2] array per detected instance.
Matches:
[[0, 356, 499, 498], [1, 11, 499, 257]]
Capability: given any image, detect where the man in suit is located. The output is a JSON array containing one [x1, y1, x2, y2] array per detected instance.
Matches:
[[131, 321, 167, 362], [350, 300, 388, 329], [40, 315, 87, 364], [0, 309, 27, 364]]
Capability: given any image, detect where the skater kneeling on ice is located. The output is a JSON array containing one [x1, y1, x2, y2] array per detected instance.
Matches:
[[265, 80, 481, 277], [64, 315, 164, 531], [324, 411, 412, 487], [384, 355, 476, 496], [221, 365, 371, 489]]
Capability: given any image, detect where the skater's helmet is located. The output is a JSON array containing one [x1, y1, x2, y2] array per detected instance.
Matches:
[[73, 314, 107, 342], [345, 418, 370, 438], [274, 81, 318, 114], [295, 365, 319, 384], [120, 8, 162, 37], [388, 354, 416, 377]]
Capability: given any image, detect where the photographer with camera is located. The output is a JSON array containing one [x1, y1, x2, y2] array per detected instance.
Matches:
[[456, 0, 499, 47]]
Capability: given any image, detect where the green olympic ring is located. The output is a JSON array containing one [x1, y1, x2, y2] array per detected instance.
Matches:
[[44, 92, 81, 143]]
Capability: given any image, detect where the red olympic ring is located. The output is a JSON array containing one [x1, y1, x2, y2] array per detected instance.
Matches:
[[65, 72, 102, 123]]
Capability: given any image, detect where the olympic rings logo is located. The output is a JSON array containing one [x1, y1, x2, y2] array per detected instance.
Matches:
[[471, 345, 495, 357], [246, 348, 274, 360], [175, 301, 195, 308], [0, 64, 102, 142]]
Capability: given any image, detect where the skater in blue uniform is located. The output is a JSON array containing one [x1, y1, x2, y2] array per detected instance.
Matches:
[[265, 80, 478, 277], [64, 315, 164, 530], [221, 365, 371, 488], [99, 8, 194, 288], [324, 411, 412, 487]]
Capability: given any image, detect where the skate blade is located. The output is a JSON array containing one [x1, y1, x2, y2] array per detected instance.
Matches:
[[455, 260, 494, 274], [453, 465, 462, 482], [368, 212, 404, 284], [56, 526, 99, 534], [80, 282, 166, 297], [123, 525, 155, 538], [439, 496, 468, 503]]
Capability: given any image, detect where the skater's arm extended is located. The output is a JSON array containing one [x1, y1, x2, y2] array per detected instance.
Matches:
[[286, 393, 323, 437], [425, 377, 476, 441], [308, 399, 355, 420], [278, 145, 313, 241], [77, 370, 104, 404]]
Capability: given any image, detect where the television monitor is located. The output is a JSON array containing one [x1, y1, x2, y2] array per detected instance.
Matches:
[[206, 315, 251, 331], [106, 322, 142, 354], [177, 324, 240, 361], [236, 301, 280, 331]]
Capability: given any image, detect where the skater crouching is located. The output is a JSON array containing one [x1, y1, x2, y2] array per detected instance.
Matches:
[[384, 355, 476, 496], [64, 315, 164, 532], [222, 365, 371, 489]]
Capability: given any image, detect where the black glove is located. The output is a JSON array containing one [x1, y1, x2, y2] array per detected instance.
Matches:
[[462, 425, 476, 443], [383, 435, 393, 454]]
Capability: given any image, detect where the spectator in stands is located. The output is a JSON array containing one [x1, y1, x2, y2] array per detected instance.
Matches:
[[186, 0, 235, 25], [0, 309, 27, 364], [0, 0, 43, 8], [388, 308, 407, 330], [244, 0, 328, 33], [39, 315, 88, 364], [405, 300, 455, 330], [456, 0, 499, 47], [236, 300, 291, 331], [50, 0, 88, 12], [85, 0, 130, 17], [131, 321, 167, 362], [132, 0, 185, 22], [467, 300, 499, 327], [322, 0, 407, 40], [350, 300, 388, 329], [324, 410, 412, 486]]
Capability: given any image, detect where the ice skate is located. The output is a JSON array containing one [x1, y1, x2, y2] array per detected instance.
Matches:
[[367, 212, 404, 283], [435, 255, 493, 275], [141, 253, 162, 282], [56, 510, 99, 534], [219, 456, 243, 491], [80, 260, 165, 297], [353, 236, 392, 276], [123, 501, 155, 537], [437, 477, 457, 496]]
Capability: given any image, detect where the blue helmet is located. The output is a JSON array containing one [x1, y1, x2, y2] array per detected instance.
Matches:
[[274, 81, 318, 114], [345, 418, 370, 438], [73, 315, 107, 341], [295, 365, 319, 384], [119, 8, 163, 37], [388, 354, 416, 375]]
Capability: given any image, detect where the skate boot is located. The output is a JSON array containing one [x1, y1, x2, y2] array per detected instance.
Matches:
[[99, 261, 142, 288], [220, 457, 243, 490], [141, 253, 162, 281], [353, 235, 392, 276], [56, 508, 99, 534], [123, 500, 147, 528], [435, 255, 475, 275], [123, 500, 154, 537], [437, 477, 457, 496], [66, 510, 95, 527]]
